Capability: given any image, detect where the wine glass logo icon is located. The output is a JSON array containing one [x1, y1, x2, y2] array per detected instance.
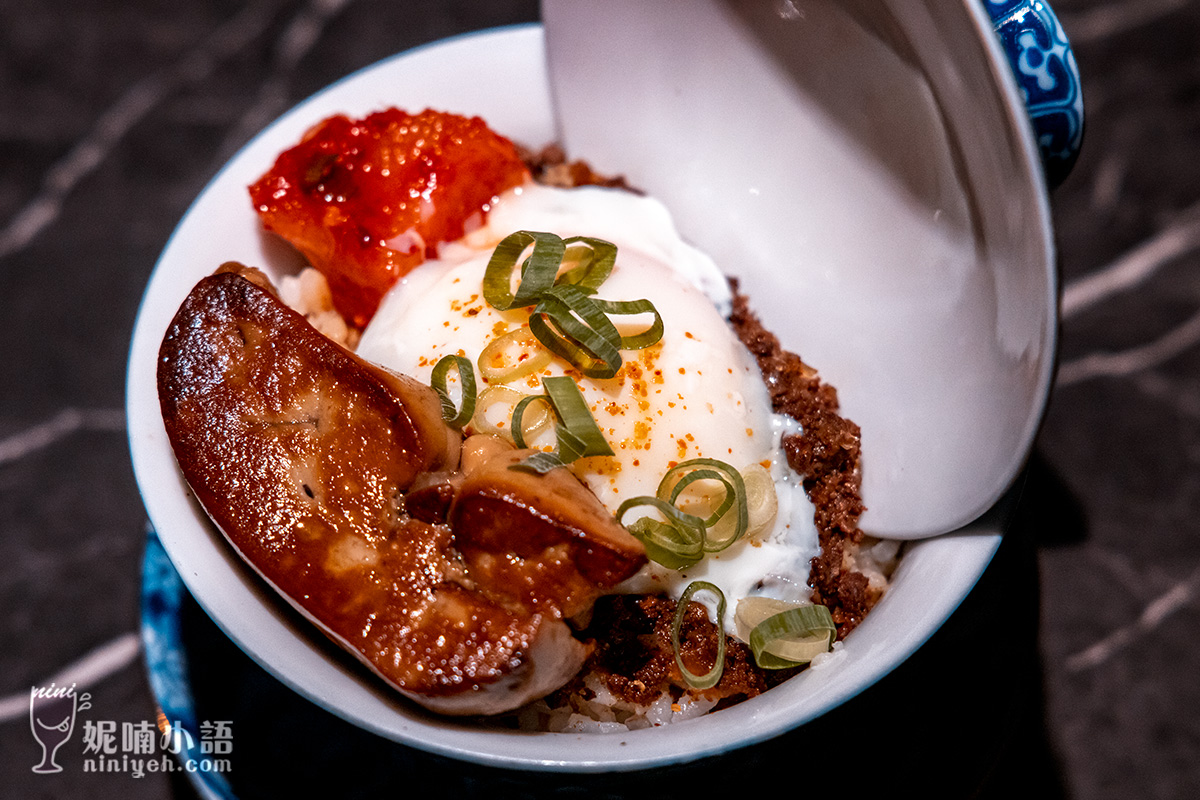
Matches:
[[29, 683, 89, 774]]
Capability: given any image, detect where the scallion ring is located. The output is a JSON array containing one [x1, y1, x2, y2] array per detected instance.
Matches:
[[482, 230, 565, 310], [658, 459, 749, 553], [482, 231, 664, 377], [472, 385, 551, 443], [510, 392, 555, 449], [555, 236, 616, 292], [429, 354, 476, 429], [616, 496, 706, 569], [664, 469, 737, 526], [541, 375, 614, 461], [671, 581, 727, 690], [528, 284, 625, 380], [477, 327, 553, 384], [592, 297, 664, 351], [746, 602, 836, 669], [510, 376, 615, 473], [741, 463, 779, 538], [510, 451, 567, 474]]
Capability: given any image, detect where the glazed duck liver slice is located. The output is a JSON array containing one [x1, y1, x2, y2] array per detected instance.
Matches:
[[156, 267, 643, 714]]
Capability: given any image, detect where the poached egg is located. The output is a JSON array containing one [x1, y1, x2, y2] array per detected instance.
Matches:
[[355, 183, 819, 629]]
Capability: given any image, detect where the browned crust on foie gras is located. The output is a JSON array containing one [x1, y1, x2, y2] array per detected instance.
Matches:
[[450, 448, 649, 622], [156, 265, 645, 715]]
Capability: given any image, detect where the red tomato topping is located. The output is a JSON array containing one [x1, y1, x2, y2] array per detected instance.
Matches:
[[249, 108, 530, 327]]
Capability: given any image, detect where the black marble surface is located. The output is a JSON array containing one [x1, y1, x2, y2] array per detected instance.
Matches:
[[2, 1, 1197, 798]]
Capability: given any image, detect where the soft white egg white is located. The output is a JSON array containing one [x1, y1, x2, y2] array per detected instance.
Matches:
[[355, 183, 819, 630]]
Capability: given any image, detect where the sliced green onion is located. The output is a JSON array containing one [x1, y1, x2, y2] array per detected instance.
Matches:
[[746, 603, 835, 669], [477, 327, 553, 384], [510, 393, 554, 449], [471, 385, 551, 443], [510, 452, 562, 475], [510, 376, 615, 473], [528, 284, 625, 379], [482, 230, 565, 310], [616, 496, 706, 569], [429, 354, 476, 429], [543, 375, 614, 460], [511, 451, 567, 474], [671, 581, 727, 690], [615, 459, 753, 568], [741, 463, 779, 539], [664, 469, 736, 526], [555, 236, 616, 292], [592, 297, 664, 351], [482, 231, 663, 377], [658, 459, 749, 553]]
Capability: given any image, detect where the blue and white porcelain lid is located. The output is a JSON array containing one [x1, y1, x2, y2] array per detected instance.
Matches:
[[984, 0, 1084, 185]]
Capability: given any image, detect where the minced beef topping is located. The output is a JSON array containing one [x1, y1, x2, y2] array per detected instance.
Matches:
[[518, 143, 638, 192], [727, 283, 878, 636], [555, 594, 799, 709]]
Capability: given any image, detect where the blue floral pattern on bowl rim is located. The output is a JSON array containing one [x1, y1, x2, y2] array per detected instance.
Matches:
[[984, 0, 1085, 186], [141, 527, 238, 800]]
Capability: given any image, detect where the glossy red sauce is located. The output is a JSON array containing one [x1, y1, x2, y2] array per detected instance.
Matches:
[[249, 108, 529, 327]]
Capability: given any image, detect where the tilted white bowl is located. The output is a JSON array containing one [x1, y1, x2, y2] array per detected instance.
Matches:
[[542, 0, 1058, 539]]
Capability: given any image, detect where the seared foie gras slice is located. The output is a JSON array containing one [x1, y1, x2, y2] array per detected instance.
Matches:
[[156, 268, 579, 714], [450, 449, 647, 620]]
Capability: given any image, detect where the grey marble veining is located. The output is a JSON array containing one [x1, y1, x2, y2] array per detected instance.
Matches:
[[1038, 1, 1200, 797], [2, 1, 1198, 797]]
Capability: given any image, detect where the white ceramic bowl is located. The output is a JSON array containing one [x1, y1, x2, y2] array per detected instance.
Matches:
[[127, 17, 1034, 771]]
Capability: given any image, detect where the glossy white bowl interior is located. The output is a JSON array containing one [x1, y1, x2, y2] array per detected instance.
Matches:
[[543, 0, 1057, 538], [127, 21, 1017, 770]]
